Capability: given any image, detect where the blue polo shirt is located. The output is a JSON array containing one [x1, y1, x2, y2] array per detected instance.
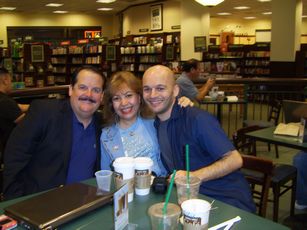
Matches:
[[66, 113, 97, 184]]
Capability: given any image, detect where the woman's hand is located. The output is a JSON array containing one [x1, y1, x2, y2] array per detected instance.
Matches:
[[178, 96, 194, 108]]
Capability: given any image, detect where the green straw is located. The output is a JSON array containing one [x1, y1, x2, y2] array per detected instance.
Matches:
[[163, 170, 176, 215], [186, 144, 190, 199]]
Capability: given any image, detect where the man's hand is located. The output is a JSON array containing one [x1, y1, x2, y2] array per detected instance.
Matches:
[[178, 96, 194, 107]]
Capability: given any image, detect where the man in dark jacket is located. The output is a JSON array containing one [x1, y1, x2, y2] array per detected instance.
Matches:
[[142, 65, 255, 212], [3, 66, 105, 200]]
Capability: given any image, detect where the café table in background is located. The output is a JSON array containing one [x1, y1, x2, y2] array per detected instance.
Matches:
[[245, 126, 307, 152]]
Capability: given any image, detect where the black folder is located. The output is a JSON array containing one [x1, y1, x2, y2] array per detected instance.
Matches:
[[4, 183, 113, 230]]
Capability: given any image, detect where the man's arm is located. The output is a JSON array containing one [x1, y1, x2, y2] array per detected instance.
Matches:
[[13, 104, 29, 123], [176, 150, 243, 182], [18, 104, 29, 113], [195, 78, 215, 101]]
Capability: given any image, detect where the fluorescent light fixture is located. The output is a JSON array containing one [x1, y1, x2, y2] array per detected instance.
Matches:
[[96, 0, 116, 3], [257, 0, 271, 2], [97, 7, 113, 11], [0, 7, 16, 10], [302, 15, 307, 18], [46, 3, 64, 7], [244, 16, 256, 19], [262, 11, 272, 15], [217, 12, 231, 16], [234, 6, 250, 10], [53, 10, 68, 13], [194, 0, 224, 7]]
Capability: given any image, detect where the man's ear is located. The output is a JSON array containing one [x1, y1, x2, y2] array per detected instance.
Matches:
[[173, 84, 180, 97]]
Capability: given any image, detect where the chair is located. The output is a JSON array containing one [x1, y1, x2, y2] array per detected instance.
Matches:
[[233, 125, 263, 155], [241, 155, 274, 217], [234, 126, 297, 222], [243, 99, 282, 158]]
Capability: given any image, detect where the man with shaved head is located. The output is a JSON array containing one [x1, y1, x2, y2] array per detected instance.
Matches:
[[142, 65, 255, 212]]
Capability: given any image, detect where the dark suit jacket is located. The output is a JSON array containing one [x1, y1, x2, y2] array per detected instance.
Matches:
[[3, 99, 102, 200]]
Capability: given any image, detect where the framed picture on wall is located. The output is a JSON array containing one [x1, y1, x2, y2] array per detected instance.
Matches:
[[31, 45, 44, 62], [106, 45, 116, 61], [150, 4, 163, 31], [194, 36, 207, 52], [166, 46, 174, 60]]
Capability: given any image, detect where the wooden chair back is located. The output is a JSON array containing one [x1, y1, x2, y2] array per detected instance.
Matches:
[[242, 155, 274, 217], [233, 125, 262, 155]]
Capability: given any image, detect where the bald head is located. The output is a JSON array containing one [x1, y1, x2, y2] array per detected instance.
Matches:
[[143, 65, 176, 86], [142, 65, 179, 121]]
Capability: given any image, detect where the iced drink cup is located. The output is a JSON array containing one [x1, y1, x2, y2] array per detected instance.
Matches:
[[113, 157, 135, 202], [148, 202, 181, 230], [134, 157, 153, 196], [181, 199, 211, 230], [95, 170, 113, 192], [175, 176, 201, 205]]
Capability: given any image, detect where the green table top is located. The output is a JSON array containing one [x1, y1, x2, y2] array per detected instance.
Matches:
[[245, 126, 307, 151], [0, 179, 289, 230]]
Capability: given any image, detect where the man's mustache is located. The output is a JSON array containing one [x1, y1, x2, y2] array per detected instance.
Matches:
[[78, 96, 97, 103]]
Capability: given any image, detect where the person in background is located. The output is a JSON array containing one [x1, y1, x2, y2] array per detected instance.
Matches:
[[176, 58, 215, 102], [293, 151, 307, 210], [3, 66, 105, 200], [101, 71, 192, 176], [0, 68, 29, 160], [142, 65, 256, 212]]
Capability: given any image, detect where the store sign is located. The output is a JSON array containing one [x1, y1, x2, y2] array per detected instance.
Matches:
[[171, 25, 180, 30], [77, 39, 89, 44], [60, 41, 71, 46]]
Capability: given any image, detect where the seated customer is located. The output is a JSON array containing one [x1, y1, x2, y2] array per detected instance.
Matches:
[[142, 65, 256, 212], [3, 66, 105, 200], [0, 68, 29, 159], [293, 151, 307, 210], [176, 58, 215, 102]]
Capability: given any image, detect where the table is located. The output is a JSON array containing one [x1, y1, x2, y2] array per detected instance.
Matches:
[[245, 126, 307, 152], [0, 179, 288, 230], [199, 99, 246, 123]]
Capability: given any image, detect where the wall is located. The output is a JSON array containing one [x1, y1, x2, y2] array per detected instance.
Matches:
[[0, 13, 114, 47], [122, 1, 180, 36]]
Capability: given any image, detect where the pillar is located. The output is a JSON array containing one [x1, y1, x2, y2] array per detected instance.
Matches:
[[180, 0, 210, 61], [270, 0, 302, 76]]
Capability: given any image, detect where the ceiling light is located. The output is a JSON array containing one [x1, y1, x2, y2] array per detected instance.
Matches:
[[217, 12, 231, 16], [97, 7, 113, 11], [96, 0, 116, 3], [234, 6, 250, 10], [46, 3, 64, 7], [244, 16, 256, 20], [194, 0, 224, 7], [257, 0, 271, 2], [262, 12, 272, 15], [53, 10, 68, 14], [302, 15, 307, 18], [0, 7, 16, 11]]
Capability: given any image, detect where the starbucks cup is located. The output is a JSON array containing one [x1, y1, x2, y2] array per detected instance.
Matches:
[[181, 199, 211, 230], [134, 157, 153, 196], [113, 157, 135, 202]]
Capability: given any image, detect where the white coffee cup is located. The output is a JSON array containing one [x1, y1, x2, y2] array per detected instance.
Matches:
[[181, 199, 211, 230], [134, 157, 153, 196], [113, 157, 135, 202]]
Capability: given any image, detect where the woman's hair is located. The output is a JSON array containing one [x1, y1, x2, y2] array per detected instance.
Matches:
[[102, 71, 153, 127]]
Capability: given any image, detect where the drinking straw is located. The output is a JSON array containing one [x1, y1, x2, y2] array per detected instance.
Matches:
[[186, 144, 190, 199], [162, 170, 176, 215], [208, 216, 241, 230]]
